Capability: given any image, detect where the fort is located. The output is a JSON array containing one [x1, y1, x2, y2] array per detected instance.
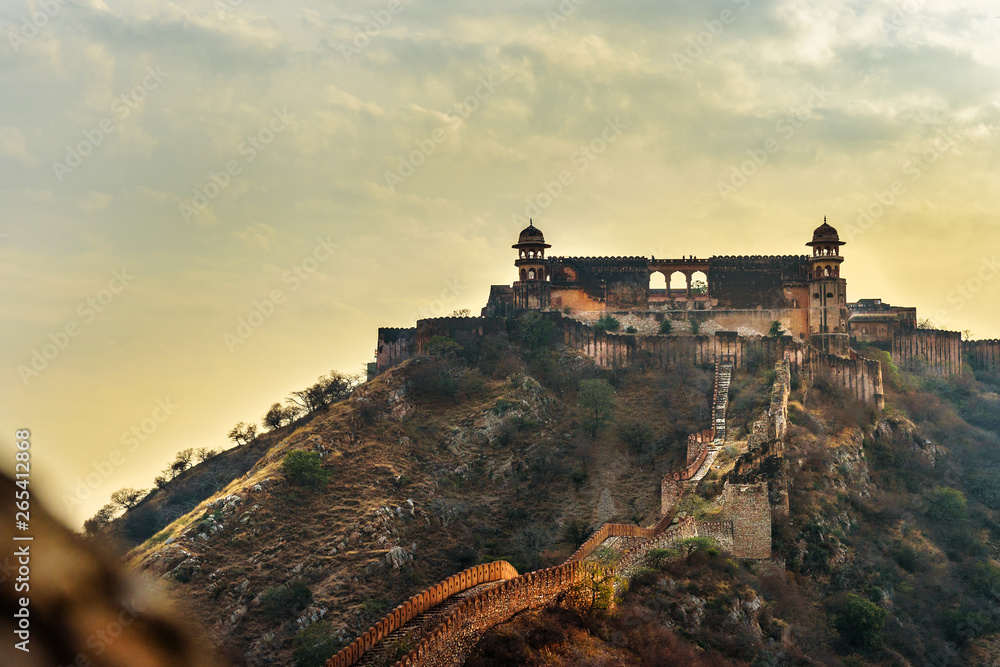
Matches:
[[338, 219, 998, 667], [373, 219, 1000, 390]]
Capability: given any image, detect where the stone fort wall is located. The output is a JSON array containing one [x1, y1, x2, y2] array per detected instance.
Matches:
[[892, 329, 963, 375], [964, 339, 1000, 373]]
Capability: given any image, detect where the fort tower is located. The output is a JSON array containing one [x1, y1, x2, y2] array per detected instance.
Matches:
[[806, 218, 850, 355], [511, 220, 552, 309]]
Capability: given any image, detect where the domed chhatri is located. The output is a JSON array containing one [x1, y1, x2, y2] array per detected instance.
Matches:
[[808, 216, 844, 247], [513, 220, 550, 248]]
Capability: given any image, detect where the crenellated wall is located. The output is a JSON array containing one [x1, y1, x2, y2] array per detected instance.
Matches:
[[325, 561, 518, 667], [964, 339, 1000, 373], [892, 329, 963, 375], [376, 328, 416, 375]]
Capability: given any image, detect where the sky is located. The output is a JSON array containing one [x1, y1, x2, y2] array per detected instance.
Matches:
[[2, 0, 999, 528]]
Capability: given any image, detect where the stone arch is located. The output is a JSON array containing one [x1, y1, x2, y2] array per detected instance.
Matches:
[[668, 271, 687, 290], [649, 270, 667, 290], [691, 270, 708, 295], [528, 268, 536, 280]]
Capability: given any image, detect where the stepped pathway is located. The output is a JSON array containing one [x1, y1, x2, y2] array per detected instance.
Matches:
[[686, 361, 733, 484], [355, 581, 502, 667], [583, 535, 647, 565]]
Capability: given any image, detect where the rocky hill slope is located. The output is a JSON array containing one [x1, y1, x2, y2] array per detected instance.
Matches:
[[109, 325, 1000, 666]]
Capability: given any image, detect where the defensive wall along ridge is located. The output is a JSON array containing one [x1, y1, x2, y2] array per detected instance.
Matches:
[[374, 314, 885, 407], [329, 359, 790, 667]]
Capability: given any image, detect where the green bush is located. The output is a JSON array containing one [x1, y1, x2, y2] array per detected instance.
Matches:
[[292, 621, 343, 667], [282, 451, 331, 491], [261, 581, 313, 621], [594, 314, 621, 333], [625, 325, 638, 334], [658, 319, 673, 335], [925, 486, 967, 522], [835, 594, 887, 650]]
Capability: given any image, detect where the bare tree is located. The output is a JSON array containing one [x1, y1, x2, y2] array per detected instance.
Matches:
[[109, 488, 147, 512], [287, 371, 359, 414], [227, 422, 258, 446], [195, 447, 219, 463]]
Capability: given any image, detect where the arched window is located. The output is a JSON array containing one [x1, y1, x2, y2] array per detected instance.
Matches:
[[528, 269, 536, 280], [691, 270, 708, 295], [649, 271, 667, 290], [520, 269, 527, 281], [669, 271, 687, 291]]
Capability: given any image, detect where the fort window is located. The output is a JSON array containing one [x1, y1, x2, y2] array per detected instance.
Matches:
[[649, 271, 667, 290], [813, 293, 820, 299], [827, 292, 834, 298], [520, 269, 527, 280], [669, 271, 687, 292], [528, 269, 536, 280], [691, 270, 708, 295]]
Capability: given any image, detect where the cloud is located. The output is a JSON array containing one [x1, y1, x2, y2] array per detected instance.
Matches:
[[79, 191, 113, 211], [0, 127, 37, 165]]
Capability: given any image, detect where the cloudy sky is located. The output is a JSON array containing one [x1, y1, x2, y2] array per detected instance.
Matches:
[[2, 0, 999, 527]]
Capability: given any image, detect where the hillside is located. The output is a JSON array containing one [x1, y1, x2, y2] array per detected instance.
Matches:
[[109, 319, 1000, 666]]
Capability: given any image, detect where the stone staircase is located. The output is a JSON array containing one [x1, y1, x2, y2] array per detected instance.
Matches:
[[686, 360, 733, 484]]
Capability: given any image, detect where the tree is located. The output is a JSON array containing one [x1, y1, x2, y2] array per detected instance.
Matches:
[[425, 335, 464, 359], [767, 320, 784, 337], [835, 594, 888, 650], [658, 319, 673, 335], [925, 486, 967, 522], [690, 319, 701, 335], [263, 403, 300, 430], [594, 314, 621, 333], [109, 488, 147, 512], [83, 503, 119, 536], [228, 422, 258, 446], [917, 318, 939, 330], [578, 379, 616, 437], [170, 448, 196, 476], [195, 446, 219, 463], [288, 371, 358, 414], [518, 312, 557, 355], [618, 420, 654, 458], [691, 279, 708, 295], [153, 475, 169, 489], [449, 308, 471, 317], [569, 562, 619, 611], [282, 451, 331, 491]]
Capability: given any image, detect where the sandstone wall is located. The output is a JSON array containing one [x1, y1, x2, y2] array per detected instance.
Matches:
[[325, 560, 518, 667], [892, 329, 963, 375], [376, 328, 416, 375], [964, 339, 1000, 373], [721, 483, 771, 559]]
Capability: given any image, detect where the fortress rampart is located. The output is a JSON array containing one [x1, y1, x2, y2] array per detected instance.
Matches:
[[892, 329, 963, 375]]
